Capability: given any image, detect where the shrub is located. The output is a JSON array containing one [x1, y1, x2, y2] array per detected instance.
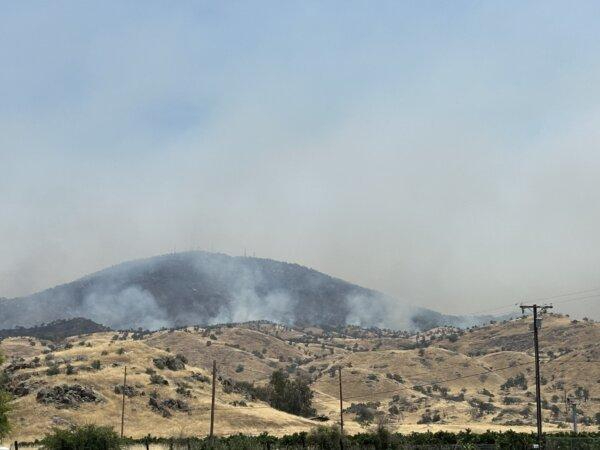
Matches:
[[91, 360, 102, 370], [41, 425, 121, 450], [307, 425, 346, 450], [153, 355, 186, 371], [388, 404, 400, 415], [175, 385, 191, 397], [385, 373, 404, 383], [503, 396, 521, 405], [149, 374, 168, 385], [575, 386, 590, 401], [46, 364, 60, 376], [501, 373, 527, 390], [417, 410, 441, 424], [235, 364, 245, 373], [345, 403, 377, 424], [190, 372, 210, 383], [469, 398, 496, 417]]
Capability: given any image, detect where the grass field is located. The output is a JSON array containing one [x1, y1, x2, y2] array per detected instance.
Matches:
[[2, 314, 599, 442]]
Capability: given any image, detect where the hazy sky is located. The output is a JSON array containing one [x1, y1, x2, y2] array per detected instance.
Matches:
[[2, 1, 600, 318]]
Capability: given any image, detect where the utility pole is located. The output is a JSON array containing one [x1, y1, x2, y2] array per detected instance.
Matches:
[[120, 366, 127, 438], [338, 366, 344, 450], [209, 360, 217, 440], [566, 395, 586, 433], [567, 397, 579, 433], [520, 303, 552, 449]]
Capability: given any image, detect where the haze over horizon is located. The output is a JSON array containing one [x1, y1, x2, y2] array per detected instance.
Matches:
[[2, 2, 600, 319]]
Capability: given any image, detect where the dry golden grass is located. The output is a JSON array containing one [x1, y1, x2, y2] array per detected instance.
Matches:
[[1, 337, 45, 359], [2, 314, 599, 441], [4, 333, 313, 442]]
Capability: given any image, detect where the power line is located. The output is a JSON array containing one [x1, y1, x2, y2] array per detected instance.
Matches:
[[469, 302, 520, 315], [529, 287, 600, 302], [468, 286, 600, 316], [551, 293, 600, 306]]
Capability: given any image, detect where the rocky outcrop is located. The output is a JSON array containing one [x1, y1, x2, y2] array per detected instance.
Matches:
[[36, 384, 103, 408]]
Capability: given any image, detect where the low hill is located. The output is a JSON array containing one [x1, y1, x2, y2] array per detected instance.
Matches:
[[0, 318, 110, 341], [2, 314, 598, 441], [0, 252, 494, 331]]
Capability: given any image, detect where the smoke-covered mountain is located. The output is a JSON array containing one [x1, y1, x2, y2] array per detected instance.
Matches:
[[0, 252, 496, 331]]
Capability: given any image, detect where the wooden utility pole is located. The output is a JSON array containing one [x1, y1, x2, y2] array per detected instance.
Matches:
[[567, 398, 578, 433], [566, 396, 585, 434], [520, 304, 552, 449], [209, 360, 217, 439], [338, 366, 344, 450], [120, 366, 127, 438]]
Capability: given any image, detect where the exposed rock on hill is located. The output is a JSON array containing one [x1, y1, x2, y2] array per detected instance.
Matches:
[[36, 384, 103, 408]]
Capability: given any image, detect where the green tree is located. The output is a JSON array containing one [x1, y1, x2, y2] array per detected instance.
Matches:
[[268, 370, 316, 417], [0, 351, 11, 440]]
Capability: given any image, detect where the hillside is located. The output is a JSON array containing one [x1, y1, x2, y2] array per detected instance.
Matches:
[[0, 252, 494, 332], [0, 318, 110, 341], [2, 314, 599, 441]]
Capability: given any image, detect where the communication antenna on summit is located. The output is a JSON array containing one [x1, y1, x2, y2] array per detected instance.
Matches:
[[519, 303, 553, 449]]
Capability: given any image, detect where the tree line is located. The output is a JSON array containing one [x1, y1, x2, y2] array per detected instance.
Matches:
[[21, 425, 600, 450]]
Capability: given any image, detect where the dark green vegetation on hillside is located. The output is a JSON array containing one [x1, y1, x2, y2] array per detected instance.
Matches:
[[0, 318, 110, 341], [0, 350, 11, 440]]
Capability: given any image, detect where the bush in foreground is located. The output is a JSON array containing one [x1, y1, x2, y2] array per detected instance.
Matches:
[[30, 424, 600, 450], [41, 425, 121, 450]]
